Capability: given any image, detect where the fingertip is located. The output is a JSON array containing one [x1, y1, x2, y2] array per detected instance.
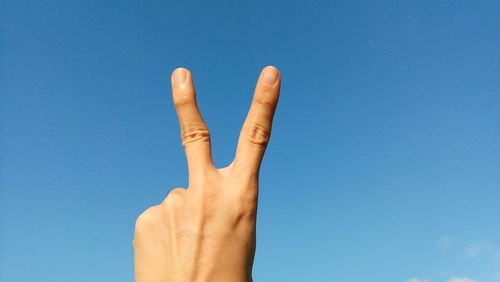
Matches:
[[171, 67, 191, 87], [171, 68, 196, 107], [171, 67, 191, 76], [259, 66, 280, 87], [263, 65, 280, 73]]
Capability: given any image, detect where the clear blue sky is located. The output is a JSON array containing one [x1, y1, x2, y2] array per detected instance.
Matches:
[[1, 1, 499, 281]]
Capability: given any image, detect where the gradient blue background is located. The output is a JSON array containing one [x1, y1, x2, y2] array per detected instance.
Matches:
[[1, 1, 499, 281]]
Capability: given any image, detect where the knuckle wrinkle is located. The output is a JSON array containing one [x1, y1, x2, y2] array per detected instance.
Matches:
[[181, 126, 210, 146], [245, 123, 270, 146], [173, 96, 194, 109], [254, 96, 277, 109]]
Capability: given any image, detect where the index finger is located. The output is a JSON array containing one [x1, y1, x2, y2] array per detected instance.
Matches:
[[233, 66, 281, 176], [171, 68, 214, 176]]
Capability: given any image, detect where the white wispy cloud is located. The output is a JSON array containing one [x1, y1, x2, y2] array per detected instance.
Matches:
[[446, 277, 475, 282], [464, 242, 488, 258], [406, 276, 478, 282], [407, 278, 429, 282], [411, 237, 498, 282], [437, 236, 452, 249]]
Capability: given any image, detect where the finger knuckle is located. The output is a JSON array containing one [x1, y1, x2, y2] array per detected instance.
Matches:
[[230, 185, 258, 219], [135, 205, 161, 233], [181, 125, 210, 146], [244, 122, 270, 147], [240, 191, 258, 210], [173, 92, 195, 109], [234, 195, 258, 220], [254, 94, 278, 109], [162, 188, 186, 209]]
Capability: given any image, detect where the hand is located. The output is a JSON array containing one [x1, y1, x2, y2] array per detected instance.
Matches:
[[133, 66, 281, 282]]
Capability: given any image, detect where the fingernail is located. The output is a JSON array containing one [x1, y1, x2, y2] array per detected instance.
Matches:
[[172, 68, 187, 86], [260, 66, 279, 87]]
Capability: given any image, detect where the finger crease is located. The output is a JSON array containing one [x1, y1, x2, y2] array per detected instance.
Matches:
[[181, 129, 211, 146]]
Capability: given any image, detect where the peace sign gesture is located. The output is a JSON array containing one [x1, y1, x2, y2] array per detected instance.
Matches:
[[173, 65, 280, 182], [134, 66, 281, 282]]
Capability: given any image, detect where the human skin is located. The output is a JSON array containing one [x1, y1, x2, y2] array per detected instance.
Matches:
[[133, 66, 281, 282]]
